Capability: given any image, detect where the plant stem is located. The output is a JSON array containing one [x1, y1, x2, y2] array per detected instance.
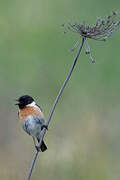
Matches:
[[26, 37, 85, 180]]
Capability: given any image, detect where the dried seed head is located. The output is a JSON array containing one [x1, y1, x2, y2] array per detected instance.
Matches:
[[62, 11, 120, 41], [84, 39, 96, 63], [91, 59, 96, 63], [62, 11, 120, 64], [85, 51, 90, 55]]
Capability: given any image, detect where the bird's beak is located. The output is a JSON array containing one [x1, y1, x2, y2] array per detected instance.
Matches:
[[15, 99, 19, 105], [15, 103, 19, 105]]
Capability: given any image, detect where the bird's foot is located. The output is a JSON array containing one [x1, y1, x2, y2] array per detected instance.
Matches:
[[41, 124, 48, 130]]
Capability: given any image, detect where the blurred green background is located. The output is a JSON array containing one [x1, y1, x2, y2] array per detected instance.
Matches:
[[0, 0, 120, 179]]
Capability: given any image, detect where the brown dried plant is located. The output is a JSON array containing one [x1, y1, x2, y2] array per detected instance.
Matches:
[[62, 11, 120, 63]]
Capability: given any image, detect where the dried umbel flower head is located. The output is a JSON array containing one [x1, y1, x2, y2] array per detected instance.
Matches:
[[62, 11, 120, 63], [63, 11, 120, 41]]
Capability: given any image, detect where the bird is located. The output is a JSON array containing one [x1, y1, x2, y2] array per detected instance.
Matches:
[[15, 95, 48, 152]]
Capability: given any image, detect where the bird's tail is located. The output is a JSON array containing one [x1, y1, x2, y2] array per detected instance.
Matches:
[[37, 139, 47, 152], [41, 140, 47, 152]]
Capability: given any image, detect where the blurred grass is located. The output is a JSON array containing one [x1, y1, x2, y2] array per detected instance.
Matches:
[[0, 0, 120, 179]]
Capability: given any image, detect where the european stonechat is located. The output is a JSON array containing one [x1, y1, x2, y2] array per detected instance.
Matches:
[[16, 95, 47, 152]]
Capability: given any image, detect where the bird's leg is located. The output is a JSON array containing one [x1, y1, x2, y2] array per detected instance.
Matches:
[[32, 137, 40, 152]]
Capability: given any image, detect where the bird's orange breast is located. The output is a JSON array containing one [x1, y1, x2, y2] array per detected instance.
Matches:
[[19, 106, 43, 122]]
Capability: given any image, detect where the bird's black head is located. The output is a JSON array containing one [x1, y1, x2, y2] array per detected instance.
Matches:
[[15, 95, 34, 109]]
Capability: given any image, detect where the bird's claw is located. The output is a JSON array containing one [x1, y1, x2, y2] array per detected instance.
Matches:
[[41, 124, 48, 130]]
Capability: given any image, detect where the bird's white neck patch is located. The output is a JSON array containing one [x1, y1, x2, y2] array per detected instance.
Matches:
[[27, 101, 36, 107]]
